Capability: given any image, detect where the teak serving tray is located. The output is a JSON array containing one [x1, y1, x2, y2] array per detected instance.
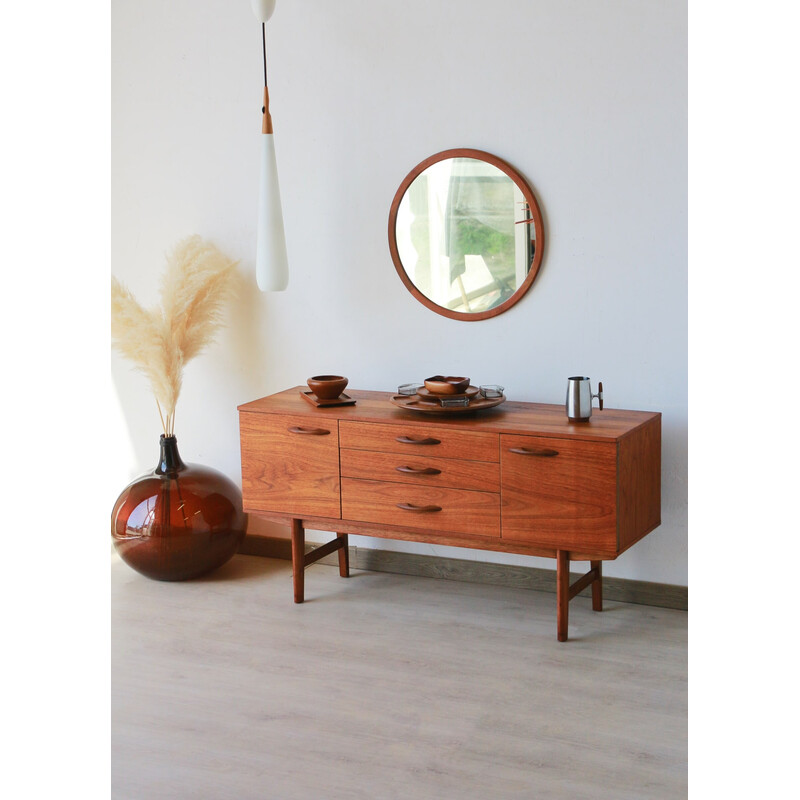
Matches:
[[300, 390, 357, 408], [415, 385, 481, 401], [390, 392, 506, 414]]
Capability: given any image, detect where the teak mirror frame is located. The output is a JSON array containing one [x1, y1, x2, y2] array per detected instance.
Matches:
[[388, 148, 545, 321]]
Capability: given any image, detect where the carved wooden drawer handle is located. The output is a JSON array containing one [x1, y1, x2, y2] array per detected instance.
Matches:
[[395, 435, 441, 445], [288, 426, 331, 436], [396, 503, 443, 513], [395, 465, 442, 475], [509, 447, 559, 457]]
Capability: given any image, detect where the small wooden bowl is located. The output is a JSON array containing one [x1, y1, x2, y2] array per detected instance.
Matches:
[[423, 375, 470, 395], [307, 375, 349, 400]]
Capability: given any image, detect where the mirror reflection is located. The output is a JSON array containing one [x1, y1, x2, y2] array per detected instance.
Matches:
[[391, 152, 542, 319]]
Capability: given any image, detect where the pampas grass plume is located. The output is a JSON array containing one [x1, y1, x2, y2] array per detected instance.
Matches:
[[111, 236, 238, 436]]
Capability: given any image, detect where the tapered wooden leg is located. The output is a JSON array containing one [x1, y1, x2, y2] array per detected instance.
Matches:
[[337, 533, 350, 577], [557, 550, 570, 642], [291, 518, 304, 604], [591, 560, 603, 611]]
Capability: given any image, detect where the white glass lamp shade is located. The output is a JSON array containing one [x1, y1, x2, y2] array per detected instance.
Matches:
[[251, 0, 277, 23], [256, 133, 288, 291]]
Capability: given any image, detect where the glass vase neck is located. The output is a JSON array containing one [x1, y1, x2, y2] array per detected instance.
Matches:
[[156, 435, 187, 475]]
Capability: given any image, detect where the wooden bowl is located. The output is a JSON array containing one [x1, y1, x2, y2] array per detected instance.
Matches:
[[307, 375, 348, 400], [423, 375, 470, 395]]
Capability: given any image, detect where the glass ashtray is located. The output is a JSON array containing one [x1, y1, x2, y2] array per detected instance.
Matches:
[[397, 383, 423, 396], [480, 384, 505, 399], [440, 396, 470, 408]]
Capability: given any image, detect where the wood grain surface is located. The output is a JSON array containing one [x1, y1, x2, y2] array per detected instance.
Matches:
[[341, 478, 501, 538], [240, 514, 608, 561], [618, 414, 662, 551], [238, 388, 660, 443], [240, 411, 341, 518], [340, 448, 501, 492], [339, 419, 499, 461], [501, 434, 618, 553]]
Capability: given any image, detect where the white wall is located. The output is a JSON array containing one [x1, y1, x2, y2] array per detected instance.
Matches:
[[111, 0, 687, 585]]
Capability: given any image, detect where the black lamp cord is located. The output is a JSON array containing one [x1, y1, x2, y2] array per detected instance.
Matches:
[[262, 22, 268, 87]]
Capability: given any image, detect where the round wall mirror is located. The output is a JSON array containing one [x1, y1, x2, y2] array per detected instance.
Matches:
[[388, 148, 545, 321]]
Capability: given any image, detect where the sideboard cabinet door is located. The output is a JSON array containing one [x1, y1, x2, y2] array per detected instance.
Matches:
[[239, 412, 341, 518], [500, 434, 617, 553]]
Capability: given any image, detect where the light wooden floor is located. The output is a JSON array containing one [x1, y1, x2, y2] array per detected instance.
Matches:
[[112, 553, 687, 799]]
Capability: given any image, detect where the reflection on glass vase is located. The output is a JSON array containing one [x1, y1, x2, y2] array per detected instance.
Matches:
[[111, 435, 246, 581]]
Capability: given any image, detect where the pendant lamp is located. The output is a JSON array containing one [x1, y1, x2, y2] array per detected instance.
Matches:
[[252, 0, 288, 291]]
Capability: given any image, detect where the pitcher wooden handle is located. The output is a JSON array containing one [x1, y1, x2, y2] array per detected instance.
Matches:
[[395, 466, 442, 475], [395, 436, 441, 445], [597, 381, 604, 411], [288, 426, 331, 436], [396, 503, 442, 513], [509, 447, 559, 457]]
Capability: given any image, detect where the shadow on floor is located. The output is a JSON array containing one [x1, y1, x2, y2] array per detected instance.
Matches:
[[190, 554, 290, 584]]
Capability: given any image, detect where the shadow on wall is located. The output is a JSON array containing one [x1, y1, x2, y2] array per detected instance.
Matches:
[[110, 363, 159, 478], [108, 375, 141, 486], [228, 267, 270, 396]]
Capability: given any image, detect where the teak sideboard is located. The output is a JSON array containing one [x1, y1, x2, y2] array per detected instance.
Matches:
[[238, 388, 661, 641]]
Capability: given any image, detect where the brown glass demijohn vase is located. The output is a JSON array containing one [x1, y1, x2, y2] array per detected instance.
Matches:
[[111, 435, 246, 581]]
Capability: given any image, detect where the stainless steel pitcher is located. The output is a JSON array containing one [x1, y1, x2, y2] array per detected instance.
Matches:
[[566, 376, 603, 421]]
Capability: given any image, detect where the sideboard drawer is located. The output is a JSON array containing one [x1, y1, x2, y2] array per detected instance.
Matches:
[[239, 412, 341, 518], [340, 449, 500, 492], [342, 478, 500, 538], [340, 421, 498, 462], [501, 434, 617, 552]]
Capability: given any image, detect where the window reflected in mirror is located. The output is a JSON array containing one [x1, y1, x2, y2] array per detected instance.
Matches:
[[389, 150, 544, 321]]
